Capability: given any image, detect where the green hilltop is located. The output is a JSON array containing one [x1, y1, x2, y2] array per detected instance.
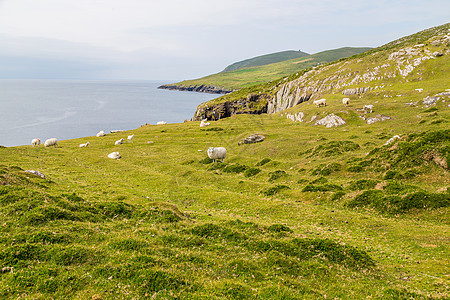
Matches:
[[160, 47, 371, 91], [0, 23, 449, 299]]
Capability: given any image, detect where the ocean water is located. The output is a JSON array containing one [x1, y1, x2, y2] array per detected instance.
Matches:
[[0, 79, 218, 147]]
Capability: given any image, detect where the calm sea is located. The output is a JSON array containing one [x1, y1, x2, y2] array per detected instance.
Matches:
[[0, 79, 218, 147]]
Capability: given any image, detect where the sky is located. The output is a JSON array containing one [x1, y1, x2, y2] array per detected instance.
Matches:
[[0, 0, 448, 81]]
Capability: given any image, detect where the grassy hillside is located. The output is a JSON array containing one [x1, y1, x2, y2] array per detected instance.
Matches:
[[167, 47, 371, 90], [1, 25, 449, 299], [222, 50, 310, 72]]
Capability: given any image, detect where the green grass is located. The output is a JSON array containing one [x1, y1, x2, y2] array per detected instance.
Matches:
[[168, 47, 371, 91], [0, 24, 449, 299]]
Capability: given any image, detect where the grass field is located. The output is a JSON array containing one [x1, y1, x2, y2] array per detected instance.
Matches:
[[0, 24, 449, 299]]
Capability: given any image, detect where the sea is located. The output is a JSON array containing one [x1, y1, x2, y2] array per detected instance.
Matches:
[[0, 79, 218, 147]]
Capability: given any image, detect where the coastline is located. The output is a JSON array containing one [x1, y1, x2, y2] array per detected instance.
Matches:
[[158, 83, 234, 94]]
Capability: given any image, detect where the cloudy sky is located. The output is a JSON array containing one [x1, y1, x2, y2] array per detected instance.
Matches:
[[0, 0, 448, 80]]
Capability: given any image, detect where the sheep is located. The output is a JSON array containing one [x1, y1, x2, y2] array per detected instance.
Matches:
[[363, 104, 374, 113], [79, 142, 90, 148], [127, 134, 134, 143], [200, 119, 210, 127], [96, 130, 106, 137], [115, 138, 124, 145], [313, 99, 326, 107], [157, 121, 167, 125], [342, 98, 350, 106], [44, 138, 58, 147], [107, 152, 121, 159], [31, 138, 41, 147], [207, 147, 227, 163]]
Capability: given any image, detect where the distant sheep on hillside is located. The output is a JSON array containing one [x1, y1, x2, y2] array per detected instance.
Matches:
[[79, 142, 90, 148], [207, 147, 227, 163], [363, 104, 374, 113], [96, 130, 106, 137], [157, 121, 167, 125], [31, 138, 41, 147], [200, 119, 210, 127], [44, 138, 58, 147], [313, 99, 326, 107], [115, 138, 124, 145], [108, 152, 121, 159], [127, 134, 134, 143], [342, 98, 350, 106]]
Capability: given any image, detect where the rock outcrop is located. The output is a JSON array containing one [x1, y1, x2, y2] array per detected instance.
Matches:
[[239, 134, 266, 145], [193, 93, 269, 121], [314, 114, 346, 127], [158, 84, 233, 94]]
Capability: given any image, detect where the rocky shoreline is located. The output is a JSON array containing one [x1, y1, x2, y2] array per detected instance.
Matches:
[[158, 84, 234, 94]]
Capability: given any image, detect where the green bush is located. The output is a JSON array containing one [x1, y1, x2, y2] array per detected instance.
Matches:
[[348, 179, 378, 191], [256, 158, 271, 166], [347, 165, 363, 172], [243, 167, 261, 177], [223, 164, 248, 173], [310, 177, 328, 184], [262, 185, 290, 196], [267, 224, 293, 233], [268, 170, 287, 182], [331, 191, 346, 201], [311, 162, 342, 176], [302, 184, 343, 192], [311, 141, 360, 157]]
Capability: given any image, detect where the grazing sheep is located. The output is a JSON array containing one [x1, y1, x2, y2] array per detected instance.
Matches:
[[96, 130, 106, 137], [110, 130, 123, 133], [363, 104, 374, 113], [157, 121, 167, 125], [342, 98, 350, 106], [79, 142, 90, 148], [44, 138, 58, 147], [107, 152, 121, 159], [31, 138, 41, 147], [127, 134, 134, 143], [313, 99, 326, 107], [115, 138, 124, 145], [207, 147, 227, 163], [200, 119, 210, 127]]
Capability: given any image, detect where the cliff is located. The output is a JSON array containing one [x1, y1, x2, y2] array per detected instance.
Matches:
[[158, 84, 233, 94]]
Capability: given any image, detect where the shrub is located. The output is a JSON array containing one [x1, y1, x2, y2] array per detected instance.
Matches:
[[331, 191, 346, 201], [311, 162, 342, 176], [199, 157, 213, 164], [243, 167, 261, 177], [223, 164, 248, 173], [310, 177, 328, 184], [347, 165, 363, 172], [348, 179, 378, 191], [302, 184, 343, 192], [256, 158, 271, 166], [311, 141, 360, 157], [262, 185, 290, 196], [268, 170, 287, 182], [267, 224, 293, 233]]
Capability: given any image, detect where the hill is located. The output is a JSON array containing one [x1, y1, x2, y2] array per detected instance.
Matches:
[[222, 50, 310, 72], [0, 24, 449, 299], [159, 47, 371, 93]]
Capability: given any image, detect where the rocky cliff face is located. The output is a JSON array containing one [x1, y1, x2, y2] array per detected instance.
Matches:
[[192, 93, 269, 121], [158, 84, 233, 94]]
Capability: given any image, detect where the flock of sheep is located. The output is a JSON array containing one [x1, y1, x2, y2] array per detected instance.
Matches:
[[30, 121, 227, 163], [313, 97, 374, 113]]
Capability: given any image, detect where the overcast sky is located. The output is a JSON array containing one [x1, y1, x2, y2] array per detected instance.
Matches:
[[0, 0, 448, 81]]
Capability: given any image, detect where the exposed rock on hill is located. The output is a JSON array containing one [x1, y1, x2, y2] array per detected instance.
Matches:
[[314, 113, 346, 127]]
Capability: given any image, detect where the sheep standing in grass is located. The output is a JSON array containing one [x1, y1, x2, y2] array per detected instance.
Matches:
[[115, 138, 124, 145], [96, 130, 106, 137], [157, 121, 167, 125], [342, 98, 350, 106], [207, 147, 227, 163], [313, 99, 326, 107], [363, 104, 374, 113], [127, 134, 134, 143], [44, 138, 58, 147], [31, 138, 41, 147], [79, 142, 90, 148]]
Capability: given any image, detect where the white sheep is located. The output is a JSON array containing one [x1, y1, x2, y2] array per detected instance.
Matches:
[[79, 142, 90, 148], [363, 104, 374, 113], [115, 138, 124, 145], [342, 98, 350, 106], [200, 119, 210, 127], [313, 99, 326, 107], [157, 121, 167, 125], [207, 147, 227, 163], [96, 130, 106, 137], [44, 138, 58, 147], [107, 152, 121, 159], [127, 134, 134, 143], [31, 138, 41, 147]]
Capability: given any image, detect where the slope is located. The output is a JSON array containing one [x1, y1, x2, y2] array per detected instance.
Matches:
[[0, 24, 449, 299], [159, 47, 371, 93], [222, 50, 310, 72]]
